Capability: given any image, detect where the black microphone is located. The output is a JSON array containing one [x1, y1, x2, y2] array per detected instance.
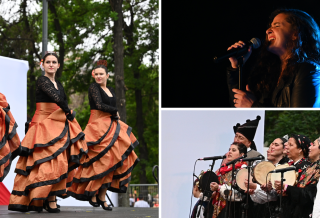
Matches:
[[241, 155, 264, 162], [198, 155, 226, 161], [214, 38, 261, 63], [269, 166, 296, 173], [225, 154, 247, 166]]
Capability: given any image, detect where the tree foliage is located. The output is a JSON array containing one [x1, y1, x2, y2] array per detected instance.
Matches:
[[0, 0, 158, 184], [265, 111, 320, 146]]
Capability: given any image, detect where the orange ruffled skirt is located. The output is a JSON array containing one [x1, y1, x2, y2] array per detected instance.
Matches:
[[8, 103, 88, 212], [0, 93, 21, 182], [67, 110, 139, 201]]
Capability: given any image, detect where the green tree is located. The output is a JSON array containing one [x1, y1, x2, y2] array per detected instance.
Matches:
[[265, 111, 320, 146]]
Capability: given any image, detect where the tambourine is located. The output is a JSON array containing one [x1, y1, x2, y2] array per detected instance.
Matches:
[[271, 163, 297, 189], [252, 161, 275, 185]]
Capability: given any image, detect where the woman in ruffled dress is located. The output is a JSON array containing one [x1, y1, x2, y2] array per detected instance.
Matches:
[[0, 93, 21, 182], [8, 52, 88, 213], [67, 60, 139, 210]]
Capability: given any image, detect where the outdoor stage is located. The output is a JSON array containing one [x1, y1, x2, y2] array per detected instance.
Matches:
[[0, 206, 158, 218]]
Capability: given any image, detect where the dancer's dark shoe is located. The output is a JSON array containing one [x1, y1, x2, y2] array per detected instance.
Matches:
[[96, 195, 112, 211], [89, 196, 100, 207], [44, 200, 60, 213]]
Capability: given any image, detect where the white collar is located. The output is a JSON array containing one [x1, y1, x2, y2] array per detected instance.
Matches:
[[247, 147, 252, 152]]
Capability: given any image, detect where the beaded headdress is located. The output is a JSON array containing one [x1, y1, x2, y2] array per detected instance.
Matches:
[[92, 60, 108, 77]]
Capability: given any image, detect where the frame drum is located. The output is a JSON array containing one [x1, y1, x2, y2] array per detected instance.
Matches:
[[252, 161, 275, 185], [199, 171, 219, 197], [234, 168, 253, 193], [271, 164, 297, 188]]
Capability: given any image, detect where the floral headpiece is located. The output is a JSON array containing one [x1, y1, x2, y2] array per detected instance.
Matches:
[[92, 60, 108, 78], [291, 134, 312, 157], [40, 59, 44, 71]]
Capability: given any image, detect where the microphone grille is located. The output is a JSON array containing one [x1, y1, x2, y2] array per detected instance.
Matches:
[[250, 38, 261, 49]]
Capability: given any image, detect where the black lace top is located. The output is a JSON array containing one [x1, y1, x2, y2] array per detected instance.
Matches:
[[88, 83, 117, 114], [36, 76, 71, 114]]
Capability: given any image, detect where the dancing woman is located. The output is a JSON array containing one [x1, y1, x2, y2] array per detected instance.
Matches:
[[228, 9, 320, 107], [274, 134, 318, 218], [0, 93, 21, 182], [67, 60, 139, 210], [209, 142, 247, 218], [8, 52, 88, 213]]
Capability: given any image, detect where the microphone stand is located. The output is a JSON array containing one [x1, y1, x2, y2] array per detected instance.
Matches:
[[275, 172, 285, 218], [225, 161, 236, 218], [197, 160, 216, 218], [238, 57, 243, 90], [242, 161, 252, 218]]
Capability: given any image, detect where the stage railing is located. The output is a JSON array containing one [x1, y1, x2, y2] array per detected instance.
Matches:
[[129, 184, 159, 207]]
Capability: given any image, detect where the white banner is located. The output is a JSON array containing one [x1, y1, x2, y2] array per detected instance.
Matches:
[[161, 110, 265, 218]]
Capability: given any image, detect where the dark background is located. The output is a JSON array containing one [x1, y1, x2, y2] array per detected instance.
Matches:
[[161, 0, 320, 107]]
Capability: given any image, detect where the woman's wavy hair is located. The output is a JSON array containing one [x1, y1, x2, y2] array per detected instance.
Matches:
[[247, 9, 320, 99]]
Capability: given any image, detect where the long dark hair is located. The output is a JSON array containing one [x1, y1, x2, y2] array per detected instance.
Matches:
[[248, 9, 320, 100]]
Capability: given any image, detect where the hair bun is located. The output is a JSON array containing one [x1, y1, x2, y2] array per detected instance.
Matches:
[[97, 60, 108, 67]]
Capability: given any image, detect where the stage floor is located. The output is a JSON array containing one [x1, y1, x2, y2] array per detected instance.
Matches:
[[0, 206, 159, 218]]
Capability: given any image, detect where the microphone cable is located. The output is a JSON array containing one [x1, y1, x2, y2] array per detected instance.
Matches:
[[189, 159, 198, 218]]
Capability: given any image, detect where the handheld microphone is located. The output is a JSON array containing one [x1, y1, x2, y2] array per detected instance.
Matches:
[[269, 166, 296, 173], [225, 154, 247, 166], [214, 38, 261, 63], [198, 155, 226, 161], [241, 155, 264, 162]]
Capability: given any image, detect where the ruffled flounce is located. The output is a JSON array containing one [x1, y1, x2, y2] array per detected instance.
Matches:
[[67, 110, 139, 201], [8, 103, 88, 212], [0, 93, 21, 182]]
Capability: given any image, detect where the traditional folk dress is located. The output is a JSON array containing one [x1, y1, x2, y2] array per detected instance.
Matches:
[[208, 161, 246, 218], [67, 83, 139, 201], [0, 93, 21, 182], [8, 76, 88, 212]]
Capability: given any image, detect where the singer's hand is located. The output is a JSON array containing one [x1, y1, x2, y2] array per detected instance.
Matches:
[[261, 181, 273, 192], [228, 41, 252, 68], [244, 189, 255, 195], [274, 180, 285, 191], [244, 179, 257, 190], [232, 85, 256, 107], [210, 182, 219, 191]]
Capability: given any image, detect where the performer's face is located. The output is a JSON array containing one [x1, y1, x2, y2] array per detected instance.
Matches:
[[192, 185, 200, 198], [94, 68, 109, 85], [43, 55, 60, 75], [286, 137, 303, 161], [268, 138, 284, 159], [226, 144, 243, 162], [234, 133, 251, 148], [309, 139, 320, 161], [266, 13, 297, 59]]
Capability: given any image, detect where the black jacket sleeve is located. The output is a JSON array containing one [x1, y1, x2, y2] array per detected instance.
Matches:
[[291, 63, 320, 107], [37, 76, 71, 114], [88, 83, 118, 114]]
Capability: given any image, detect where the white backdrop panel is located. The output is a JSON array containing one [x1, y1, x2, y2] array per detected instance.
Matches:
[[0, 55, 28, 194], [161, 110, 265, 218], [0, 55, 118, 206]]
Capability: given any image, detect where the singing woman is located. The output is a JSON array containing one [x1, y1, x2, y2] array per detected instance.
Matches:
[[228, 9, 320, 107], [0, 93, 21, 182], [274, 134, 318, 218], [8, 52, 88, 213], [67, 60, 139, 210], [209, 142, 247, 218]]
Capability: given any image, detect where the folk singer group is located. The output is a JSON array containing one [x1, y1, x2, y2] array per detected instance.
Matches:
[[0, 52, 139, 213], [192, 116, 320, 218]]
